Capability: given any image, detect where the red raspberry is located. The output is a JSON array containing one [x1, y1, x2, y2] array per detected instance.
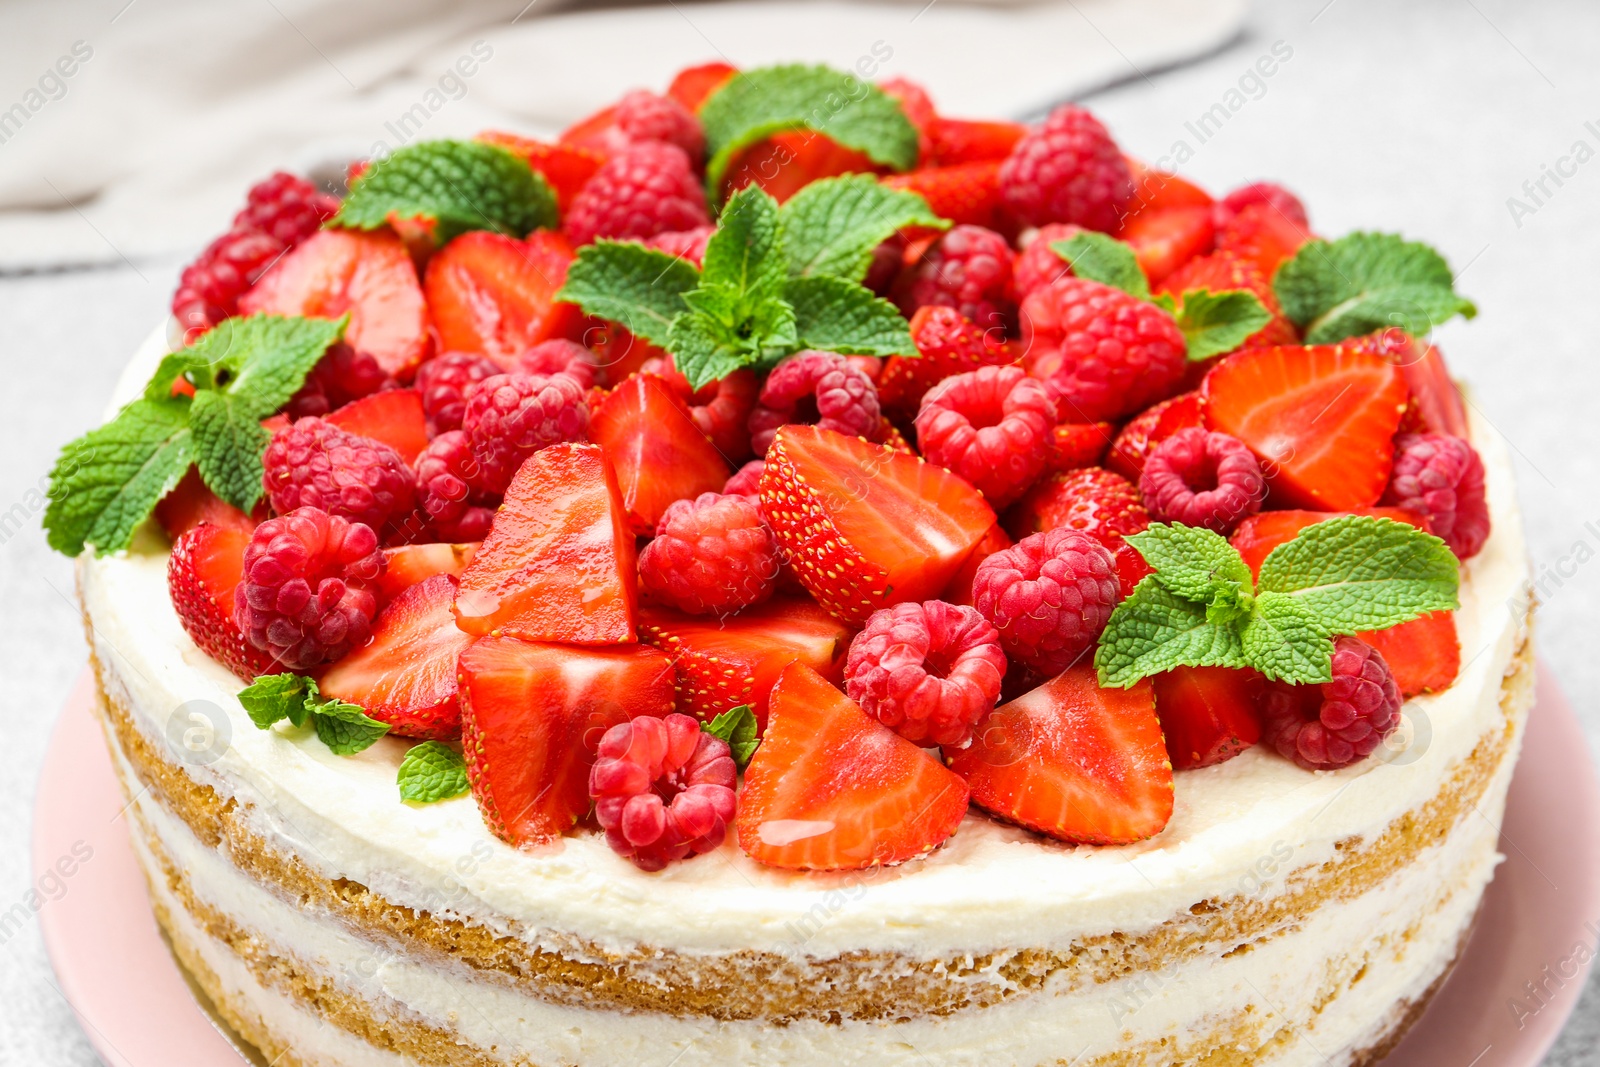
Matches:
[[999, 104, 1132, 233], [1260, 636, 1402, 770], [1020, 276, 1187, 422], [1009, 466, 1153, 596], [460, 372, 590, 494], [1381, 433, 1490, 560], [845, 600, 1007, 749], [614, 89, 707, 162], [723, 459, 765, 498], [515, 339, 599, 391], [233, 507, 384, 671], [644, 225, 715, 268], [972, 528, 1120, 675], [747, 351, 882, 456], [230, 171, 340, 245], [1012, 223, 1084, 298], [914, 365, 1055, 507], [638, 492, 780, 616], [564, 142, 711, 247], [415, 352, 500, 436], [170, 230, 287, 340], [286, 343, 392, 419], [262, 418, 417, 534], [1139, 427, 1265, 535], [863, 234, 908, 295], [589, 712, 737, 872], [894, 224, 1016, 332], [414, 431, 496, 541], [1215, 181, 1309, 231]]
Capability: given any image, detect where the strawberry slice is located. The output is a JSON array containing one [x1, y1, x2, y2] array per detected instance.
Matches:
[[1117, 205, 1215, 285], [476, 131, 605, 211], [238, 229, 429, 380], [882, 162, 1004, 230], [586, 321, 670, 387], [1202, 344, 1407, 510], [324, 388, 428, 465], [1047, 421, 1116, 474], [759, 425, 996, 625], [940, 523, 1012, 607], [928, 117, 1027, 166], [319, 574, 474, 740], [667, 62, 739, 113], [1005, 466, 1152, 597], [1351, 330, 1469, 438], [1152, 666, 1263, 770], [155, 469, 258, 542], [454, 442, 637, 643], [949, 665, 1173, 845], [1124, 158, 1214, 216], [458, 636, 675, 847], [557, 104, 620, 156], [637, 596, 853, 729], [167, 523, 279, 682], [736, 663, 969, 870], [424, 229, 582, 368], [1214, 202, 1312, 277], [1105, 390, 1206, 484], [589, 374, 731, 535], [722, 131, 881, 203], [878, 305, 1012, 419], [376, 541, 478, 604]]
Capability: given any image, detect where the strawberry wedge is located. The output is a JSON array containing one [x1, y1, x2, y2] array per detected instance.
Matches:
[[589, 374, 730, 536], [425, 230, 581, 368]]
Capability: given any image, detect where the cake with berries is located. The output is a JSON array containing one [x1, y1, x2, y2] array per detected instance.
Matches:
[[59, 61, 1531, 1067]]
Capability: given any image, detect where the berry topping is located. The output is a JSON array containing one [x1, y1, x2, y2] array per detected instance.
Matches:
[[971, 528, 1120, 675], [1046, 420, 1117, 474], [747, 350, 883, 456], [1214, 202, 1312, 278], [1153, 666, 1263, 770], [1215, 180, 1309, 230], [261, 417, 417, 535], [638, 492, 781, 616], [589, 374, 731, 535], [1260, 636, 1402, 771], [230, 171, 341, 242], [414, 430, 496, 541], [168, 524, 280, 681], [644, 225, 715, 268], [1138, 427, 1265, 535], [882, 161, 1005, 230], [564, 142, 711, 247], [894, 224, 1016, 332], [286, 342, 392, 419], [723, 459, 765, 498], [375, 541, 478, 604], [998, 104, 1132, 232], [1011, 222, 1083, 298], [1157, 252, 1299, 352], [424, 230, 582, 367], [878, 306, 1012, 420], [1105, 390, 1206, 484], [415, 352, 500, 436], [913, 365, 1055, 507], [1381, 433, 1490, 560], [929, 117, 1028, 167], [324, 388, 429, 466], [460, 372, 590, 495], [1006, 467, 1153, 597], [515, 338, 600, 391], [1117, 205, 1215, 285], [611, 89, 707, 162], [590, 713, 738, 871]]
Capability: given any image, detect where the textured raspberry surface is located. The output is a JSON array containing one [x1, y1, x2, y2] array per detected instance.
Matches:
[[723, 459, 765, 498], [844, 600, 1007, 748], [232, 171, 341, 244], [233, 507, 384, 670], [460, 372, 590, 494], [564, 142, 711, 246], [1381, 433, 1490, 559], [614, 89, 706, 161], [1012, 223, 1083, 298], [413, 430, 495, 540], [638, 492, 780, 615], [895, 224, 1016, 332], [1260, 636, 1402, 770], [261, 417, 417, 534], [971, 528, 1120, 674], [1009, 466, 1153, 596], [914, 365, 1054, 507], [287, 343, 392, 419], [515, 339, 600, 390], [1139, 427, 1265, 535], [747, 351, 882, 456], [644, 225, 715, 268], [998, 105, 1132, 232], [589, 713, 738, 871], [415, 352, 500, 436], [688, 368, 758, 461], [1216, 181, 1309, 230]]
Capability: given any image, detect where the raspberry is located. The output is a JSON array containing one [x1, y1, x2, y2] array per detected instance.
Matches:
[[460, 372, 590, 494], [1139, 427, 1265, 535], [233, 507, 384, 671], [894, 224, 1016, 332], [644, 225, 715, 268], [1012, 223, 1083, 298], [231, 171, 340, 245], [1260, 636, 1402, 770], [589, 712, 737, 871], [415, 352, 500, 436], [262, 418, 417, 534], [638, 492, 780, 616], [286, 343, 392, 419], [1381, 433, 1490, 560], [1215, 181, 1309, 231], [999, 104, 1132, 233], [614, 89, 707, 162], [723, 459, 765, 498], [641, 356, 756, 456], [844, 600, 1007, 749], [414, 430, 496, 539], [972, 528, 1120, 675], [564, 142, 711, 247], [515, 339, 599, 391], [1020, 277, 1187, 422], [914, 365, 1055, 507], [1010, 466, 1153, 596], [746, 351, 882, 456], [863, 234, 908, 295]]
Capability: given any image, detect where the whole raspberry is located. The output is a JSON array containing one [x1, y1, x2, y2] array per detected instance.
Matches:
[[999, 104, 1132, 233], [1020, 276, 1187, 422], [460, 372, 590, 494], [1009, 466, 1153, 596], [845, 600, 1007, 749], [914, 365, 1055, 507], [614, 89, 707, 162], [1381, 433, 1490, 560], [414, 431, 497, 540], [564, 142, 711, 246], [746, 351, 882, 456], [171, 230, 287, 340], [1139, 427, 1265, 535], [972, 528, 1120, 675], [415, 352, 500, 436], [1012, 223, 1083, 298], [233, 507, 384, 671], [262, 418, 417, 534], [723, 459, 765, 498], [590, 712, 738, 871], [894, 224, 1016, 332], [515, 339, 599, 390], [638, 492, 780, 616], [1260, 636, 1403, 771], [286, 343, 392, 419], [230, 171, 340, 245], [645, 225, 715, 268], [1215, 181, 1309, 231]]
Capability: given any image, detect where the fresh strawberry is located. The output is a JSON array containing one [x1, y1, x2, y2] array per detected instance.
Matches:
[[454, 442, 637, 643], [950, 665, 1172, 844], [155, 469, 257, 542], [319, 574, 474, 740], [1122, 158, 1213, 216], [557, 104, 620, 155], [1047, 421, 1116, 473], [1105, 390, 1206, 483], [1214, 202, 1312, 277], [458, 636, 675, 847], [1202, 344, 1408, 510], [589, 374, 731, 535], [424, 230, 582, 368], [323, 388, 428, 465], [167, 523, 279, 681], [1351, 329, 1469, 438], [879, 77, 936, 164], [878, 305, 1012, 419], [238, 229, 429, 379], [1116, 205, 1214, 285], [758, 425, 996, 625], [667, 61, 739, 113], [375, 541, 478, 603], [1004, 466, 1152, 596], [882, 162, 1005, 230], [1157, 251, 1298, 353], [929, 118, 1028, 166], [585, 320, 669, 386], [722, 131, 880, 203], [476, 131, 605, 211], [940, 523, 1013, 607], [1152, 666, 1263, 770], [736, 663, 969, 870], [637, 596, 853, 729]]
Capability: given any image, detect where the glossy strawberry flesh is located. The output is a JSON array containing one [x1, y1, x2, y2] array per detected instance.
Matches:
[[881, 163, 1005, 231], [928, 118, 1028, 166], [477, 131, 604, 210], [375, 541, 478, 604], [666, 62, 738, 113], [1152, 665, 1263, 770], [1123, 158, 1214, 216], [167, 523, 278, 681], [940, 524, 1013, 608], [722, 131, 881, 203], [156, 469, 257, 542], [324, 388, 429, 465], [1105, 391, 1205, 484], [1116, 205, 1215, 285], [589, 375, 731, 535], [424, 230, 581, 368], [1352, 330, 1469, 438]]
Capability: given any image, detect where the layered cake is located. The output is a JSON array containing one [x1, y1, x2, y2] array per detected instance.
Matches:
[[56, 61, 1529, 1066]]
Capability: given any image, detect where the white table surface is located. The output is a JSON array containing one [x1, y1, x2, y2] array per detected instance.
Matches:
[[2, 0, 1596, 1062]]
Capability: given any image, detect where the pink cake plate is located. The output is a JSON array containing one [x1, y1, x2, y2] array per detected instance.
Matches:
[[34, 663, 1600, 1066]]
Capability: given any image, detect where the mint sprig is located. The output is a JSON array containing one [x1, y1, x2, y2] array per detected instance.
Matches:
[[556, 240, 699, 348], [397, 741, 470, 803], [1273, 232, 1477, 343], [238, 672, 390, 756], [335, 139, 558, 243], [704, 705, 759, 769]]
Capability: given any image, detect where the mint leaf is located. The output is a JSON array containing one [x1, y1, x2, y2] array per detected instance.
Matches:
[[189, 391, 270, 512], [336, 139, 557, 242], [704, 705, 759, 769], [1274, 232, 1477, 344], [698, 185, 788, 306], [1095, 579, 1249, 687], [214, 314, 349, 417], [397, 742, 470, 803], [1169, 288, 1273, 361], [238, 673, 314, 730], [1125, 524, 1253, 606], [699, 64, 919, 197], [311, 698, 390, 755], [668, 306, 796, 390], [558, 241, 701, 348], [1242, 592, 1333, 684], [781, 175, 947, 281], [786, 274, 916, 357], [1051, 232, 1151, 301]]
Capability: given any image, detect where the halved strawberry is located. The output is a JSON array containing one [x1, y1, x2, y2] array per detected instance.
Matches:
[[476, 131, 605, 211], [589, 374, 731, 535], [424, 229, 582, 368], [319, 574, 474, 740], [155, 469, 258, 542], [758, 425, 996, 624], [1214, 202, 1312, 277], [458, 636, 675, 847], [167, 524, 278, 681], [1117, 205, 1215, 285], [557, 104, 620, 156], [1152, 665, 1263, 770], [1047, 421, 1116, 474], [1202, 344, 1408, 510], [585, 320, 669, 386], [667, 61, 739, 113], [949, 665, 1173, 844], [940, 523, 1012, 608], [454, 442, 637, 643], [722, 131, 882, 203], [637, 596, 852, 729], [376, 541, 478, 603], [1351, 330, 1469, 438], [1123, 158, 1214, 217], [1105, 390, 1206, 484], [878, 305, 1012, 419], [324, 388, 428, 465], [881, 162, 1004, 230], [1004, 466, 1152, 596], [736, 663, 969, 870], [929, 118, 1027, 166]]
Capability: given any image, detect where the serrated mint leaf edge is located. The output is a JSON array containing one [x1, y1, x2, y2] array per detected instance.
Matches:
[[397, 742, 471, 803], [1273, 232, 1478, 344], [1173, 288, 1274, 362], [780, 175, 948, 281], [558, 241, 700, 349], [1051, 232, 1151, 301], [190, 390, 269, 512], [336, 138, 558, 241], [1094, 579, 1249, 688]]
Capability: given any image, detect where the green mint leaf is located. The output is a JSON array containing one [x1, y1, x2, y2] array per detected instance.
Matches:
[[1171, 288, 1274, 361], [1050, 232, 1151, 301], [397, 742, 470, 803], [44, 397, 194, 556], [311, 698, 390, 755], [1242, 592, 1334, 684], [786, 274, 916, 357], [667, 307, 795, 391], [699, 64, 919, 197], [703, 705, 760, 769], [238, 673, 315, 730], [698, 185, 788, 308], [335, 139, 557, 243], [558, 241, 700, 348], [189, 390, 270, 512], [1125, 524, 1254, 606], [780, 175, 948, 281], [1095, 579, 1249, 687], [1255, 514, 1460, 634], [1274, 232, 1477, 344], [216, 314, 349, 417]]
